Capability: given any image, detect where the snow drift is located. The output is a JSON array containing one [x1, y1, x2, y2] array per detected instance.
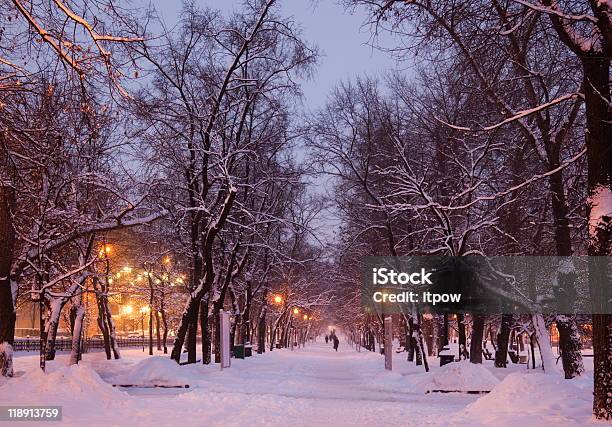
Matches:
[[425, 361, 500, 392], [453, 372, 593, 426], [111, 356, 192, 387], [1, 364, 123, 403]]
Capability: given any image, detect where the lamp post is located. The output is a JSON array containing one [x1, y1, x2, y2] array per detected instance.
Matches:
[[140, 306, 150, 352]]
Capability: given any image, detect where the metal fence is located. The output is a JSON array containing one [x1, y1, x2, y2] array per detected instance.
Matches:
[[13, 337, 176, 353]]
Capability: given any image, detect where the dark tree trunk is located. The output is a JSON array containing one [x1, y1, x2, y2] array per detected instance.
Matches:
[[69, 305, 85, 365], [170, 297, 200, 363], [214, 306, 221, 363], [200, 299, 210, 364], [186, 304, 199, 364], [582, 56, 612, 420], [552, 257, 584, 378], [155, 310, 161, 351], [0, 186, 16, 377], [44, 312, 61, 361], [457, 313, 467, 360], [257, 306, 266, 354], [495, 314, 512, 368], [407, 316, 415, 362], [556, 315, 584, 379], [413, 315, 423, 366], [470, 314, 485, 364], [148, 309, 153, 356], [95, 285, 112, 360]]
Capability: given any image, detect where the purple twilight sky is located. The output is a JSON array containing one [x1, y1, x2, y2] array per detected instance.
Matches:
[[150, 0, 398, 112]]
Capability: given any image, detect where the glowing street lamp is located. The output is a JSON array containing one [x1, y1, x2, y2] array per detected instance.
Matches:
[[121, 305, 133, 315], [293, 307, 299, 315], [98, 244, 112, 257], [273, 295, 283, 304], [163, 256, 171, 265], [303, 314, 308, 320]]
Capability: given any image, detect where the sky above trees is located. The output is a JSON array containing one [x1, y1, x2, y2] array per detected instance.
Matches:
[[151, 0, 397, 111]]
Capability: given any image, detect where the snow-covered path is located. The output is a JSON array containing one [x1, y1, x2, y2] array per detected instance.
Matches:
[[2, 340, 593, 427]]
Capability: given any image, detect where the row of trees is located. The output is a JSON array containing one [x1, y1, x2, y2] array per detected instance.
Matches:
[[313, 0, 610, 419], [0, 0, 329, 377]]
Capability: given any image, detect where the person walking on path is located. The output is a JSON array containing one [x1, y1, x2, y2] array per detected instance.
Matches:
[[333, 335, 339, 352]]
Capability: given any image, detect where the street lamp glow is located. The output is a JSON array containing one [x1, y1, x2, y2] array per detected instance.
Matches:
[[140, 306, 151, 314], [273, 295, 283, 304], [98, 244, 112, 257], [163, 256, 171, 264], [293, 308, 299, 315], [303, 314, 308, 320], [122, 305, 133, 315]]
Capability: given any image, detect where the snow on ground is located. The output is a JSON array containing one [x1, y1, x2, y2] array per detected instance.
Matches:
[[451, 372, 594, 426], [424, 360, 500, 392], [0, 339, 596, 427]]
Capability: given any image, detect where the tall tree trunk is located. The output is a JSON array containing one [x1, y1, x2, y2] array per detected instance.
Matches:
[[556, 316, 584, 379], [214, 306, 221, 363], [95, 287, 112, 360], [155, 310, 161, 351], [495, 314, 512, 368], [469, 314, 485, 364], [457, 313, 467, 360], [44, 299, 63, 361], [69, 304, 85, 365], [186, 305, 199, 364], [413, 313, 423, 366], [104, 297, 120, 359], [200, 299, 210, 364], [161, 309, 168, 354], [406, 316, 415, 361], [583, 56, 612, 420], [257, 305, 266, 354], [170, 297, 201, 363], [148, 309, 153, 356], [0, 186, 16, 377]]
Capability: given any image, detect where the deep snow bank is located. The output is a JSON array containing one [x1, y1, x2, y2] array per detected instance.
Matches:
[[425, 361, 500, 392], [453, 372, 593, 426], [1, 364, 124, 403], [111, 356, 192, 387]]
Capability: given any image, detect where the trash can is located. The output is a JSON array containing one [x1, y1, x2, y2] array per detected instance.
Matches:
[[438, 346, 455, 366], [233, 344, 245, 359], [439, 354, 454, 366], [244, 345, 252, 357]]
